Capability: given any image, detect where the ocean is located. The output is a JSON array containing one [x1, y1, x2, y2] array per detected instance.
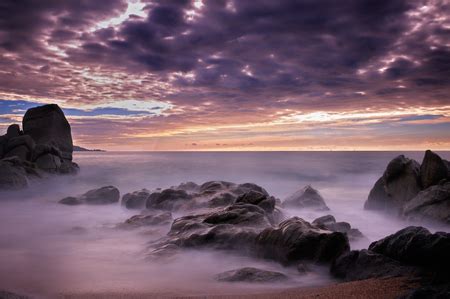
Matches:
[[0, 151, 449, 297]]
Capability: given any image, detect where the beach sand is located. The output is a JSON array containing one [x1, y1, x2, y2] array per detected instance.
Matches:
[[57, 277, 416, 299]]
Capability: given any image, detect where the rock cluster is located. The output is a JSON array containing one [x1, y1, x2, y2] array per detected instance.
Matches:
[[0, 104, 78, 190], [364, 150, 450, 224]]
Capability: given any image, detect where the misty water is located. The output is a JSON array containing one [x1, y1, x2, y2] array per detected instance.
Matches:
[[1, 151, 449, 297]]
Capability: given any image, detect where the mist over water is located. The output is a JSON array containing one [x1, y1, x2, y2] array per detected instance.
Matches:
[[1, 151, 449, 297]]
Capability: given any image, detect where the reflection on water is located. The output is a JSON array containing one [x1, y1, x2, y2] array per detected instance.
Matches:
[[0, 151, 449, 297]]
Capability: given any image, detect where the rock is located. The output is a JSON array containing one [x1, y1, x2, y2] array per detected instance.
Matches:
[[0, 290, 30, 299], [215, 267, 288, 283], [364, 177, 390, 210], [365, 155, 421, 211], [254, 217, 349, 265], [32, 143, 62, 161], [59, 186, 120, 205], [199, 181, 235, 195], [146, 188, 193, 211], [22, 104, 73, 161], [331, 249, 418, 281], [35, 153, 62, 172], [403, 181, 450, 224], [122, 212, 172, 227], [203, 203, 271, 227], [283, 185, 329, 210], [208, 192, 235, 207], [312, 215, 364, 240], [235, 190, 276, 213], [122, 189, 151, 209], [420, 150, 448, 189], [4, 145, 30, 161], [368, 226, 450, 272], [6, 124, 21, 138], [59, 196, 82, 205], [0, 160, 29, 189]]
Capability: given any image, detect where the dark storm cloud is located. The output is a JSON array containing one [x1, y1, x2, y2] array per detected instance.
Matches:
[[61, 0, 450, 111], [0, 0, 127, 51]]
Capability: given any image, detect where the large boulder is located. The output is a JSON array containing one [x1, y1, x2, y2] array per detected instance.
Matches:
[[403, 182, 450, 224], [420, 150, 448, 189], [6, 124, 21, 138], [146, 189, 193, 211], [22, 104, 73, 161], [235, 190, 276, 213], [368, 226, 450, 272], [282, 185, 329, 210], [0, 160, 29, 189], [59, 186, 120, 205], [215, 267, 288, 283], [254, 217, 349, 265], [365, 155, 421, 211]]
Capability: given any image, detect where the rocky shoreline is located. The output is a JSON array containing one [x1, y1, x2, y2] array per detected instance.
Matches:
[[1, 104, 449, 298]]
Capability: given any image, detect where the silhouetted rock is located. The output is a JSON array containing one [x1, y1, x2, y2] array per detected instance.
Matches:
[[215, 267, 288, 283], [0, 157, 41, 190], [420, 150, 448, 189], [255, 217, 349, 265], [122, 189, 151, 209], [312, 215, 364, 240], [283, 185, 329, 210], [331, 249, 418, 281], [403, 181, 450, 224], [6, 124, 21, 138], [23, 104, 73, 161], [59, 186, 120, 205]]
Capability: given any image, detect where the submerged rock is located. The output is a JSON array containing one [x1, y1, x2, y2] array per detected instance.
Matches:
[[59, 186, 120, 205], [215, 267, 288, 283], [255, 217, 349, 265], [283, 185, 329, 210]]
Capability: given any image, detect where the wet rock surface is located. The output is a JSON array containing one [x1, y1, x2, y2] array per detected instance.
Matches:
[[215, 267, 288, 283], [312, 215, 364, 240], [365, 150, 450, 224], [0, 104, 79, 190]]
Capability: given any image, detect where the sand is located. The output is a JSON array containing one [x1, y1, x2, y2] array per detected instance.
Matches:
[[57, 277, 416, 299]]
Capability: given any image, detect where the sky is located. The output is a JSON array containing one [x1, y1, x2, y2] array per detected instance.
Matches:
[[0, 0, 449, 151]]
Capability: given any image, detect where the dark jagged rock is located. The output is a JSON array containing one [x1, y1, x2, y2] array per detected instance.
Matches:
[[6, 124, 21, 138], [365, 155, 422, 212], [23, 104, 73, 161], [59, 186, 120, 205], [122, 189, 151, 209], [283, 185, 329, 210], [121, 212, 172, 228], [420, 150, 449, 189], [215, 267, 288, 283], [312, 215, 364, 240], [368, 226, 450, 272], [331, 249, 418, 281], [0, 157, 41, 190], [254, 217, 349, 265], [403, 181, 450, 224]]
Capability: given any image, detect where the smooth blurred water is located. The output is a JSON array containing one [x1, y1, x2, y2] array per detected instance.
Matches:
[[0, 151, 449, 297]]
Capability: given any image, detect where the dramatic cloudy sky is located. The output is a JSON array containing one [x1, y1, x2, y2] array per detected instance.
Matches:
[[0, 0, 449, 150]]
